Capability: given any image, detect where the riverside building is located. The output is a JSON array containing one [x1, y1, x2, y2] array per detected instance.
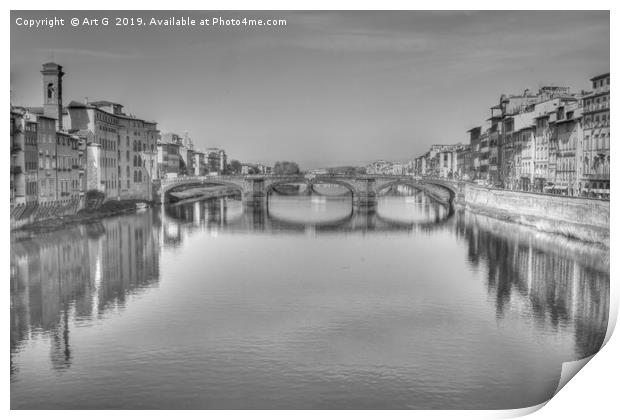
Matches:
[[414, 74, 609, 199], [580, 73, 610, 197]]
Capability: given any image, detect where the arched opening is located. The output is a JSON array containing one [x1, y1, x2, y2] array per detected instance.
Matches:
[[308, 183, 351, 197], [266, 179, 356, 202], [266, 178, 356, 223], [164, 180, 244, 204], [47, 83, 55, 100], [375, 180, 454, 224]]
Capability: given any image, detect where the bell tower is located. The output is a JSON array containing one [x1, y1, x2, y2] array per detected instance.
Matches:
[[41, 62, 64, 130]]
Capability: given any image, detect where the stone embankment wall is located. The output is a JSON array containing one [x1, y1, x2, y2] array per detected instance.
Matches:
[[454, 183, 609, 246], [10, 198, 83, 230]]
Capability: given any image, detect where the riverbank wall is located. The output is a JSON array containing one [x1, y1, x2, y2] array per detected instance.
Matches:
[[454, 183, 609, 246], [10, 197, 152, 233], [10, 197, 84, 230]]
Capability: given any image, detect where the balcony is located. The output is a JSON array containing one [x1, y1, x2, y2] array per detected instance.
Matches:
[[583, 102, 610, 114], [581, 173, 610, 181], [583, 121, 610, 130]]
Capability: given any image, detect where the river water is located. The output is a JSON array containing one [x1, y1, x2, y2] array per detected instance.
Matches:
[[10, 187, 610, 409]]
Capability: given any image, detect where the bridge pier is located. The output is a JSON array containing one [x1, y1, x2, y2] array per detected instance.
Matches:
[[353, 192, 377, 209], [242, 178, 267, 207], [352, 178, 378, 209]]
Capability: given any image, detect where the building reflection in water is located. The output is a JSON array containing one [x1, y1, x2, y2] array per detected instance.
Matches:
[[454, 209, 609, 360], [10, 211, 162, 375]]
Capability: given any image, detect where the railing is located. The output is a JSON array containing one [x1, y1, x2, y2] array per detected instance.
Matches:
[[583, 103, 609, 113], [581, 173, 610, 181]]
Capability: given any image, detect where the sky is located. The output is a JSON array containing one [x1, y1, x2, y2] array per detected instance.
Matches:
[[11, 10, 609, 169]]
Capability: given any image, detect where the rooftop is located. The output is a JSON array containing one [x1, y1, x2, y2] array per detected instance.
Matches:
[[590, 72, 610, 82]]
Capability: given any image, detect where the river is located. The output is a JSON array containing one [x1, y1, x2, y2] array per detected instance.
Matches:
[[10, 186, 610, 409]]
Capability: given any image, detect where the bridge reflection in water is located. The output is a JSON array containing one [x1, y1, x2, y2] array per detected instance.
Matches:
[[164, 189, 449, 237], [10, 187, 609, 409]]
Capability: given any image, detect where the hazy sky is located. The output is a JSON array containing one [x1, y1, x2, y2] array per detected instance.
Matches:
[[11, 10, 609, 169]]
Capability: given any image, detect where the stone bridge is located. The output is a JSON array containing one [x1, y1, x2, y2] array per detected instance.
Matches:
[[155, 174, 460, 209]]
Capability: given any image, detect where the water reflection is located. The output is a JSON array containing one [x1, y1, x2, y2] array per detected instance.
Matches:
[[164, 191, 451, 237], [10, 212, 161, 376], [10, 188, 610, 409], [454, 210, 609, 360], [162, 192, 609, 362]]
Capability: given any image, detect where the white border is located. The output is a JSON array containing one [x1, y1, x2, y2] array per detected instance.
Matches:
[[4, 1, 617, 419]]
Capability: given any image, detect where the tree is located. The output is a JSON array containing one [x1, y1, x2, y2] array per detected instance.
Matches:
[[84, 189, 105, 210], [273, 161, 300, 175], [228, 160, 242, 175]]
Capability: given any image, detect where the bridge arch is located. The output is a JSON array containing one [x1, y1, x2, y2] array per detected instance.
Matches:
[[307, 177, 357, 197], [375, 179, 428, 195], [264, 176, 308, 196], [374, 178, 457, 211], [159, 177, 245, 203]]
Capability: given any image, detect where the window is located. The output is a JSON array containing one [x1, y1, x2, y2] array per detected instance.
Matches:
[[47, 83, 55, 99]]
